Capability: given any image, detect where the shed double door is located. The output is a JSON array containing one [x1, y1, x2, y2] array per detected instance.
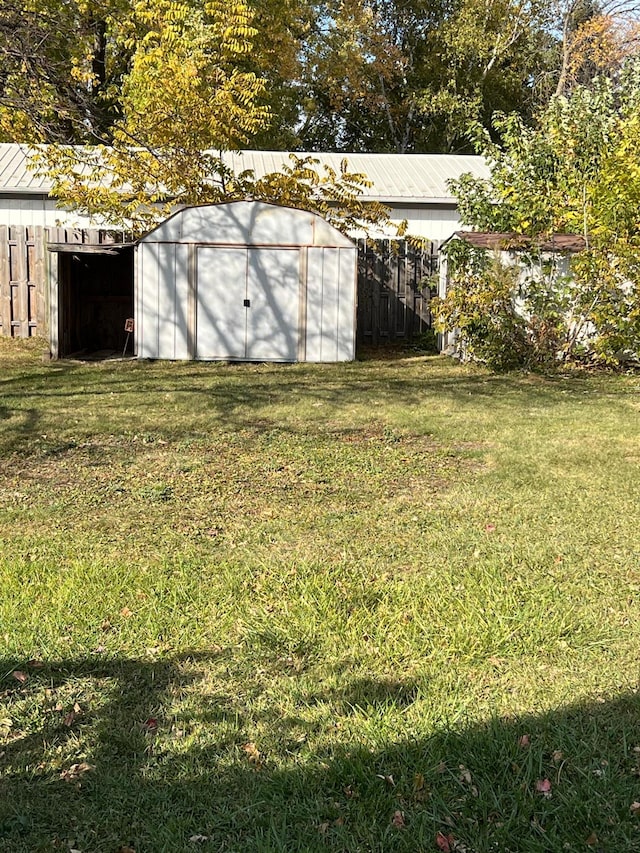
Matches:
[[196, 247, 300, 361]]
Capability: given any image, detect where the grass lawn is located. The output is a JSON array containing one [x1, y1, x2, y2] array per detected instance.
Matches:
[[1, 338, 640, 852]]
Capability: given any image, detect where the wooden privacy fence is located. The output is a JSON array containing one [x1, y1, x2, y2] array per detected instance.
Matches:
[[0, 226, 131, 338], [0, 228, 439, 347], [0, 226, 47, 338], [356, 238, 438, 346]]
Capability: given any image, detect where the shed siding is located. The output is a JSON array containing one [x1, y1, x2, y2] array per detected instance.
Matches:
[[338, 248, 357, 361], [305, 248, 324, 362], [139, 242, 190, 360]]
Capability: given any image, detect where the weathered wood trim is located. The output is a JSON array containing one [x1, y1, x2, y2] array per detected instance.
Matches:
[[49, 251, 59, 358], [34, 226, 46, 333], [0, 225, 10, 335]]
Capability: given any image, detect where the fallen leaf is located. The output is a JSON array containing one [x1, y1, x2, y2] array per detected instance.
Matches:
[[28, 659, 44, 669], [334, 817, 345, 827], [586, 832, 598, 846], [630, 801, 640, 816], [458, 765, 472, 784], [142, 718, 158, 732], [436, 831, 454, 851], [391, 810, 405, 828], [120, 607, 133, 618], [116, 847, 135, 853], [60, 762, 94, 782], [518, 734, 531, 748], [12, 670, 28, 684], [189, 835, 209, 843], [242, 742, 262, 766], [63, 711, 76, 727], [414, 772, 426, 791], [552, 749, 564, 763], [376, 773, 395, 786], [100, 619, 112, 632], [485, 523, 496, 533], [318, 822, 329, 835], [535, 778, 552, 796]]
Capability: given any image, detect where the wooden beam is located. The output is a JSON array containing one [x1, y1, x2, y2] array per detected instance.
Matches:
[[0, 226, 10, 336]]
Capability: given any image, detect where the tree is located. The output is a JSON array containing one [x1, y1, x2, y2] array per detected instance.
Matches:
[[36, 0, 398, 236], [0, 0, 131, 143], [438, 65, 640, 367], [555, 0, 640, 97], [297, 0, 559, 153]]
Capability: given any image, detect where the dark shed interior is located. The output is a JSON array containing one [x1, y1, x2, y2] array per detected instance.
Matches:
[[57, 246, 134, 357]]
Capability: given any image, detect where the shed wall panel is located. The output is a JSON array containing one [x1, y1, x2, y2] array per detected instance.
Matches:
[[337, 249, 356, 361], [156, 244, 189, 359], [319, 248, 340, 362], [173, 245, 190, 360], [305, 248, 324, 362], [139, 243, 160, 358]]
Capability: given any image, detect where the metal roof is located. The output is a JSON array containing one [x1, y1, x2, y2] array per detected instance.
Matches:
[[0, 143, 488, 203], [0, 143, 51, 193], [222, 151, 490, 203]]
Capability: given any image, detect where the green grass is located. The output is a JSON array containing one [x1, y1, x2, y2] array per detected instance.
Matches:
[[1, 337, 640, 852]]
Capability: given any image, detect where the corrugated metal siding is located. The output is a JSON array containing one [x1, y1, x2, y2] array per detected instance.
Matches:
[[223, 151, 489, 202], [0, 143, 488, 202], [0, 197, 99, 229]]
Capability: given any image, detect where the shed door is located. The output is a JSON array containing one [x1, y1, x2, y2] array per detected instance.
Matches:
[[196, 246, 300, 361], [196, 247, 247, 359], [246, 248, 299, 361]]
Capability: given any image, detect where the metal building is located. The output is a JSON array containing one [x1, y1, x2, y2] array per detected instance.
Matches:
[[136, 201, 357, 362]]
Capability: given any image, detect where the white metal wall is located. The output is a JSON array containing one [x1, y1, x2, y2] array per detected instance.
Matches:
[[0, 195, 463, 243], [137, 242, 190, 360], [0, 196, 107, 229]]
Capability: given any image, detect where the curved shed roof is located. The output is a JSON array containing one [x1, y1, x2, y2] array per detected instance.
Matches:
[[140, 201, 355, 248]]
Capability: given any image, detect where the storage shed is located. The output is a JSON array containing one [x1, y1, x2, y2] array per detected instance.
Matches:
[[136, 201, 357, 362]]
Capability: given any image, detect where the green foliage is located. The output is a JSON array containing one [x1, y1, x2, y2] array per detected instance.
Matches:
[[31, 1, 400, 236], [298, 0, 559, 153], [433, 243, 529, 371], [444, 65, 640, 369]]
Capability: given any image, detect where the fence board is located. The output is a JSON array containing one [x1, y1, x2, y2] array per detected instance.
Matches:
[[0, 226, 10, 335], [34, 226, 47, 331], [356, 238, 437, 347]]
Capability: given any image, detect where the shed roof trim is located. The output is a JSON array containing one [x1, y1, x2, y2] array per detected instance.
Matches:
[[445, 231, 586, 253], [139, 200, 355, 248]]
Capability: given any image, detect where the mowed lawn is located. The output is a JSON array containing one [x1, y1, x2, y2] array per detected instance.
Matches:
[[1, 338, 640, 853]]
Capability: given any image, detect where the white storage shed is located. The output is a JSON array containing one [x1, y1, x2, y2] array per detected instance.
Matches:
[[136, 201, 357, 362]]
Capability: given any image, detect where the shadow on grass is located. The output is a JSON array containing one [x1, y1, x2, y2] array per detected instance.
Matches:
[[2, 656, 640, 852], [1, 354, 634, 459]]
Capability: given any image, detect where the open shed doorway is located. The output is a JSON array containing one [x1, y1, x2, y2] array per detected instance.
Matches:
[[57, 246, 134, 358]]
